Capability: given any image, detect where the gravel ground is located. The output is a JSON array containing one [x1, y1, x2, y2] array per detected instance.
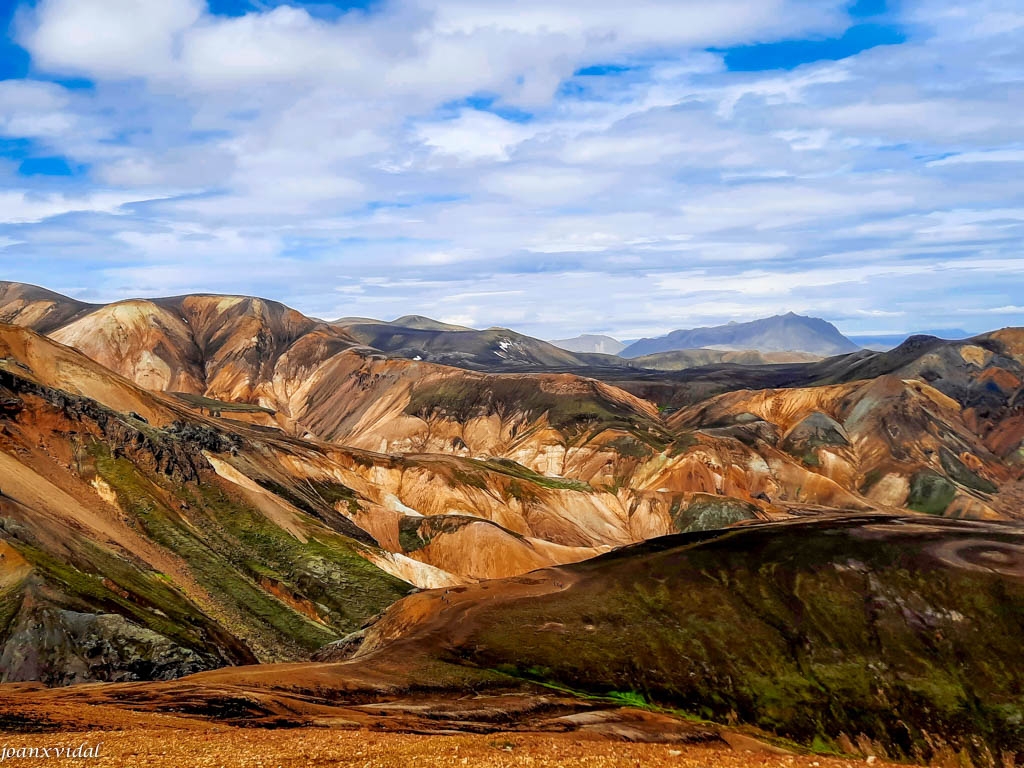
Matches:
[[0, 728, 885, 768]]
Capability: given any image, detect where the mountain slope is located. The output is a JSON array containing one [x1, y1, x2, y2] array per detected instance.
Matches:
[[850, 328, 971, 350], [353, 515, 1024, 761], [621, 313, 860, 357], [0, 323, 424, 684], [0, 280, 94, 333], [2, 284, 1021, 533], [626, 348, 821, 370], [0, 322, 730, 615]]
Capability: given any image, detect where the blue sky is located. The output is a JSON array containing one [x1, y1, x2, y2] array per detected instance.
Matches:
[[0, 0, 1022, 339]]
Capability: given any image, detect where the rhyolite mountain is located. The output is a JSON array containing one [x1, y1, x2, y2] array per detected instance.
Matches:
[[0, 322, 663, 683], [550, 334, 626, 355], [621, 312, 861, 357], [1, 281, 1021, 527]]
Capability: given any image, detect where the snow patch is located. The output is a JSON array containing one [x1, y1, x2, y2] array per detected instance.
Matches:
[[384, 493, 423, 517]]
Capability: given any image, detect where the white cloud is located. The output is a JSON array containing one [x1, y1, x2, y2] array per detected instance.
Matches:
[[23, 0, 202, 79], [416, 111, 535, 162], [483, 167, 618, 205], [0, 190, 172, 224], [0, 80, 75, 138]]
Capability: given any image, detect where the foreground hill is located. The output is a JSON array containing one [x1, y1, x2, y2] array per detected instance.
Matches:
[[354, 515, 1024, 761], [621, 313, 860, 358], [6, 516, 1020, 764]]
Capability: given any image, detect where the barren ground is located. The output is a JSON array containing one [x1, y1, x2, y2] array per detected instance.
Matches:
[[0, 727, 890, 768]]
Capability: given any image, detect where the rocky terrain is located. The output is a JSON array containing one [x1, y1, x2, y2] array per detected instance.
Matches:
[[2, 283, 1020, 532], [3, 321, 688, 683], [0, 728, 896, 768]]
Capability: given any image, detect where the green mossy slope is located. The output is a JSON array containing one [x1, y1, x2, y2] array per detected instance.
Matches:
[[447, 517, 1024, 762]]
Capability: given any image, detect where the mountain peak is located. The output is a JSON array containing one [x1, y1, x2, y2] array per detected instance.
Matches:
[[550, 334, 625, 355], [621, 314, 859, 358]]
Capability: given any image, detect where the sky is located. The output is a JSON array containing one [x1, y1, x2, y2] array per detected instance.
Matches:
[[0, 0, 1022, 340]]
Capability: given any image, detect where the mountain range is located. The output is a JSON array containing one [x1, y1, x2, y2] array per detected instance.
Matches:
[[1, 279, 1022, 761]]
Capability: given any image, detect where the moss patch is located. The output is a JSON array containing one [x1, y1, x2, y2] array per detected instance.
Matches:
[[906, 470, 957, 515], [455, 519, 1024, 761], [670, 494, 759, 534], [91, 444, 408, 658]]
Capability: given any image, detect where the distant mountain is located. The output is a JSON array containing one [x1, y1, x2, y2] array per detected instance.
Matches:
[[390, 315, 474, 332], [550, 334, 625, 355], [621, 313, 860, 358], [332, 315, 382, 326], [849, 328, 971, 351], [333, 315, 472, 332], [343, 321, 602, 369]]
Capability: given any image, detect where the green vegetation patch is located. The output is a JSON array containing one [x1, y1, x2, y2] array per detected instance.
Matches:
[[859, 468, 883, 494], [670, 494, 759, 534], [906, 470, 957, 515], [398, 516, 459, 553], [604, 435, 654, 460], [405, 377, 670, 443], [8, 537, 228, 660], [781, 412, 849, 467], [0, 578, 26, 642], [253, 476, 361, 518], [667, 432, 699, 457], [398, 515, 522, 553], [458, 521, 1024, 761], [90, 444, 408, 657]]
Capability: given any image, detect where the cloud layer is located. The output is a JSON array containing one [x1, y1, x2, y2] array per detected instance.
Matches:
[[0, 0, 1021, 338]]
